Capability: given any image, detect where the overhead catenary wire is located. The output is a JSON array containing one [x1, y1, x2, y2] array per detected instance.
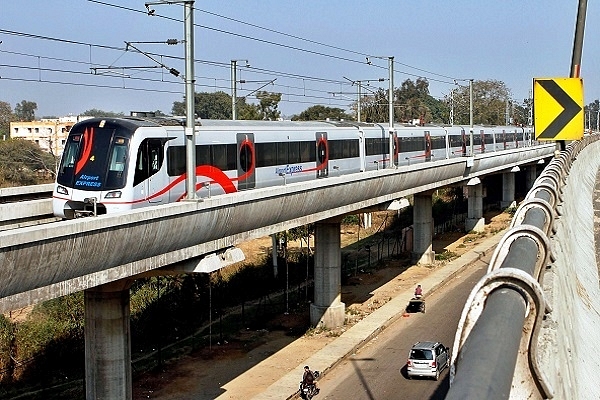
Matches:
[[0, 0, 463, 115]]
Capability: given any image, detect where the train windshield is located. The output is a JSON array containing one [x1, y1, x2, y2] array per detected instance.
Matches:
[[56, 125, 130, 190]]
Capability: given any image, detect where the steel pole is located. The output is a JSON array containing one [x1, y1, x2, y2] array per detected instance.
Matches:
[[469, 79, 474, 156], [357, 81, 362, 123], [231, 60, 237, 120], [570, 0, 587, 78], [184, 1, 196, 199], [388, 56, 394, 168]]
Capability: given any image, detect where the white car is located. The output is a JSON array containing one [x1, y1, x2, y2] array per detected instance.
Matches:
[[406, 341, 450, 381]]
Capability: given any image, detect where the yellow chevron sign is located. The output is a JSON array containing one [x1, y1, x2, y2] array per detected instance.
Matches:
[[534, 78, 584, 141]]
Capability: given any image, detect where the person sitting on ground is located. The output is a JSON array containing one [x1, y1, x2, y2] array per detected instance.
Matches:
[[414, 284, 423, 299], [302, 365, 319, 393]]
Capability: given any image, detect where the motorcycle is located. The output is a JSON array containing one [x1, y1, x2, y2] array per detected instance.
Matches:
[[299, 370, 320, 399]]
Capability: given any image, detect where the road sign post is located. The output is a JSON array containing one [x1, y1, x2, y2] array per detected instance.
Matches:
[[533, 77, 584, 141]]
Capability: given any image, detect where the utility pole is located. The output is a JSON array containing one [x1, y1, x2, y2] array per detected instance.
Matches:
[[469, 79, 474, 156], [183, 1, 196, 199], [449, 88, 454, 125], [388, 56, 394, 168], [231, 59, 249, 120], [146, 1, 196, 199]]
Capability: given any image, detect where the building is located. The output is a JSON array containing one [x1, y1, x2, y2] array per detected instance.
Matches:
[[9, 116, 91, 156]]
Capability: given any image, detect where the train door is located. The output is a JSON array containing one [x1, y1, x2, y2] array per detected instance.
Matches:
[[424, 131, 432, 161], [316, 132, 328, 178], [479, 130, 485, 153], [237, 133, 255, 190], [461, 129, 467, 156], [393, 131, 399, 166], [146, 139, 165, 204], [358, 129, 366, 172], [502, 130, 507, 150]]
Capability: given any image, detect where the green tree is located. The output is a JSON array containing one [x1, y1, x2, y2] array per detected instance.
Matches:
[[14, 100, 37, 122], [172, 91, 232, 119], [81, 109, 125, 117], [447, 80, 511, 125], [360, 88, 389, 123], [0, 101, 15, 140], [0, 139, 56, 185], [291, 105, 353, 121], [256, 91, 282, 120], [584, 99, 599, 131]]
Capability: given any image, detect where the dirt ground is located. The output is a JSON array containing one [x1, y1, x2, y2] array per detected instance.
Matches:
[[132, 211, 512, 400]]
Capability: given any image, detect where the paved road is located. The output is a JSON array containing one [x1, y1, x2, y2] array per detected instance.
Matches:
[[316, 254, 490, 400]]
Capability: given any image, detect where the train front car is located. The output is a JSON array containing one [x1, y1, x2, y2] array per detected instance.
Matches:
[[53, 117, 157, 219]]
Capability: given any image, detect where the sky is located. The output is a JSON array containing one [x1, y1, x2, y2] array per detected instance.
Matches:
[[1, 1, 598, 120]]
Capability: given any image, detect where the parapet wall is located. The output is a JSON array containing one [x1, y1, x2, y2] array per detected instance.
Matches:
[[540, 139, 600, 399]]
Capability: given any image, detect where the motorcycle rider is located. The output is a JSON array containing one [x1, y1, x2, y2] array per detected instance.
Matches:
[[302, 365, 319, 394], [414, 284, 423, 299]]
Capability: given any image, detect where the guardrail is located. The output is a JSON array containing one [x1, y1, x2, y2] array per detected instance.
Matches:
[[446, 137, 598, 399], [0, 183, 56, 230]]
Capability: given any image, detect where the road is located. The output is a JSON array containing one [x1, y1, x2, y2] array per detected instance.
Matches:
[[317, 254, 490, 400]]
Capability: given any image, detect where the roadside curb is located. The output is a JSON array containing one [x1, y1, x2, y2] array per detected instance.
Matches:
[[252, 230, 505, 400]]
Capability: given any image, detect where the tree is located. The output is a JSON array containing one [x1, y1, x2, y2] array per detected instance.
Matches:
[[81, 109, 125, 117], [359, 88, 389, 123], [0, 101, 15, 140], [447, 80, 511, 125], [357, 78, 446, 124], [172, 91, 232, 119], [14, 100, 37, 122], [0, 139, 56, 185], [256, 91, 282, 120], [584, 99, 600, 131], [291, 105, 353, 121]]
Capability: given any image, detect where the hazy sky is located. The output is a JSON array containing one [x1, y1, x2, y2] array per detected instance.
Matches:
[[1, 1, 598, 119]]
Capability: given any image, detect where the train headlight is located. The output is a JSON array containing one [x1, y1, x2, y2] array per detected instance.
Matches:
[[104, 191, 122, 199], [56, 185, 69, 195]]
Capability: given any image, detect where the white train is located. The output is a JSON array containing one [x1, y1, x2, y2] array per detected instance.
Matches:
[[52, 117, 534, 219]]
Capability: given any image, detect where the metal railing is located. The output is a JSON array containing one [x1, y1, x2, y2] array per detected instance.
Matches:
[[446, 136, 599, 400]]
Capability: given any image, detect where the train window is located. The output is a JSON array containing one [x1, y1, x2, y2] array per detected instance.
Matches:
[[366, 137, 389, 156], [431, 136, 445, 150], [212, 145, 228, 170], [109, 141, 127, 172], [167, 146, 185, 176], [299, 141, 315, 163], [277, 142, 288, 165], [256, 142, 276, 168], [288, 141, 301, 164], [329, 140, 341, 160], [134, 139, 164, 187], [103, 137, 129, 189], [226, 144, 237, 170], [196, 145, 210, 166]]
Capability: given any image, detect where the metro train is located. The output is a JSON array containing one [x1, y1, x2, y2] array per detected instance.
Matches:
[[52, 117, 535, 219]]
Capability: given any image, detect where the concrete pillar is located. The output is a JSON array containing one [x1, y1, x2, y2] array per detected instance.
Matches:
[[310, 220, 345, 328], [525, 165, 537, 191], [465, 182, 485, 232], [85, 281, 133, 400], [501, 172, 516, 209], [271, 234, 278, 278], [412, 193, 435, 265], [362, 212, 372, 228]]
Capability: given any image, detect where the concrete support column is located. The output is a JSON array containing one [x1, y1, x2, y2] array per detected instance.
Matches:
[[310, 220, 345, 328], [412, 193, 435, 265], [501, 172, 516, 209], [85, 281, 133, 400], [465, 182, 485, 232], [525, 165, 538, 191], [271, 234, 278, 278]]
